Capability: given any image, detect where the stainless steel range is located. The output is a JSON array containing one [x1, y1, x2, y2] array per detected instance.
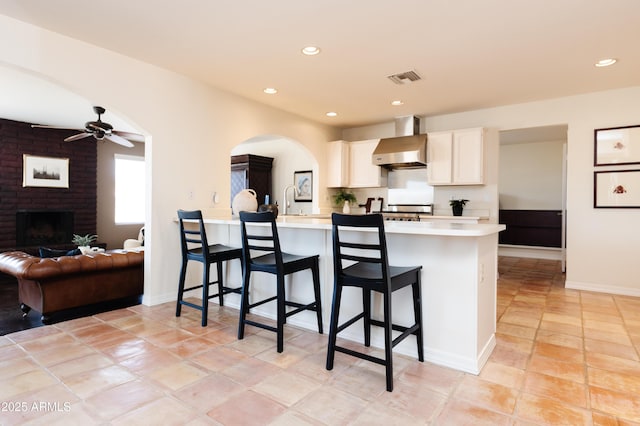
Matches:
[[381, 204, 433, 221], [381, 188, 433, 222]]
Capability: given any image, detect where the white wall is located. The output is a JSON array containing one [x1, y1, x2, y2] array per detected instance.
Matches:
[[0, 15, 340, 305], [343, 122, 395, 141], [499, 140, 565, 210]]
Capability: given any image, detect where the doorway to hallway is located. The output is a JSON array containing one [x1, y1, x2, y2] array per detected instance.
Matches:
[[498, 125, 568, 271]]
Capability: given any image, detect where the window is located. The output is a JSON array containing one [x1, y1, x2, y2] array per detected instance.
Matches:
[[115, 154, 145, 224]]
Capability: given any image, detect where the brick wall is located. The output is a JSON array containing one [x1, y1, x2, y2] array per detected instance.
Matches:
[[0, 118, 97, 248]]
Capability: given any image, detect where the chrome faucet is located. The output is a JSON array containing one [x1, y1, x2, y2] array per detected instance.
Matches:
[[282, 185, 296, 215]]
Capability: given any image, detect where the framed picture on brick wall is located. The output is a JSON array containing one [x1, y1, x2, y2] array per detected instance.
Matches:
[[23, 155, 69, 188]]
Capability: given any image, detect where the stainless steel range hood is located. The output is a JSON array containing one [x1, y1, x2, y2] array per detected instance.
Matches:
[[372, 116, 427, 169]]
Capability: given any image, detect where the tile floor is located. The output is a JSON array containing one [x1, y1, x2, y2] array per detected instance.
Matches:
[[1, 257, 640, 425]]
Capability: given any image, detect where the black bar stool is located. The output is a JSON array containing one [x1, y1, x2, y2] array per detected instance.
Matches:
[[237, 211, 323, 353], [177, 209, 242, 327], [326, 213, 424, 392]]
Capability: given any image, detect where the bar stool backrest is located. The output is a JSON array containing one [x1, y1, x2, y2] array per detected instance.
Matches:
[[239, 211, 284, 270], [331, 213, 391, 290], [177, 209, 209, 258]]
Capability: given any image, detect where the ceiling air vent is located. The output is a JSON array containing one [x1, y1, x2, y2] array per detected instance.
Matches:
[[387, 70, 422, 85]]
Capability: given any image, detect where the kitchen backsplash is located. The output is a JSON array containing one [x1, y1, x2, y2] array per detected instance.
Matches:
[[346, 185, 494, 220]]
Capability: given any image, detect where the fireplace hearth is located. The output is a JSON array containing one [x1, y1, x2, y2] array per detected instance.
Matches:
[[16, 210, 74, 247]]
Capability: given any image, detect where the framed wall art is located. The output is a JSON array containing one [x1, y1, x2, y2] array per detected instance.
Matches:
[[594, 169, 640, 208], [293, 170, 312, 202], [594, 125, 640, 166], [23, 155, 69, 188]]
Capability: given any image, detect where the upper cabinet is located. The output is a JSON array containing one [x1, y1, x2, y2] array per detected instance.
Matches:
[[425, 132, 453, 185], [327, 139, 387, 188], [427, 128, 485, 185], [349, 139, 387, 188], [326, 140, 350, 188]]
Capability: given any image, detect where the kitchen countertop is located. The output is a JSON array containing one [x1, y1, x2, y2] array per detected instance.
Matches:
[[425, 215, 482, 220], [200, 215, 505, 237]]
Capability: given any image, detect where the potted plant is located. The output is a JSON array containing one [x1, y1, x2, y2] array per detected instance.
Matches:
[[449, 199, 468, 216], [333, 189, 357, 214], [72, 233, 98, 254]]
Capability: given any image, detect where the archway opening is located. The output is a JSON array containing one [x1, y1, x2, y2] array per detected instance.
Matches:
[[231, 135, 320, 215]]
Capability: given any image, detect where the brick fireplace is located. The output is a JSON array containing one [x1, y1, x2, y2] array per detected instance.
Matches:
[[16, 210, 74, 246], [0, 118, 97, 249]]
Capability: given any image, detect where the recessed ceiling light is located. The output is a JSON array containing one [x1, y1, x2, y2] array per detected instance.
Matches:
[[326, 111, 337, 117], [263, 87, 278, 94], [302, 46, 321, 56], [391, 100, 404, 106], [595, 58, 617, 67]]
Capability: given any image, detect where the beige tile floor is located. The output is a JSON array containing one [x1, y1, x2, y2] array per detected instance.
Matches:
[[1, 256, 640, 425]]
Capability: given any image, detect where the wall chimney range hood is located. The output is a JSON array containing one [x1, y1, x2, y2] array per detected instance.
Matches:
[[372, 115, 427, 169]]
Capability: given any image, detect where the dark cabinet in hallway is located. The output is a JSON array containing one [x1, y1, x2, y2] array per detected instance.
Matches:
[[499, 209, 562, 248], [231, 154, 273, 207]]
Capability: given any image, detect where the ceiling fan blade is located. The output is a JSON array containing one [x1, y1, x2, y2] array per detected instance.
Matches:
[[104, 133, 134, 148], [64, 132, 93, 142], [113, 130, 145, 142], [31, 124, 83, 131]]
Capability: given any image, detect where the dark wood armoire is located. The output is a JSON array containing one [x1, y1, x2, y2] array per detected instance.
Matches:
[[230, 154, 273, 207]]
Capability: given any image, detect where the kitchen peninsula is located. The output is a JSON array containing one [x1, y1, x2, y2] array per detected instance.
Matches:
[[196, 215, 505, 375]]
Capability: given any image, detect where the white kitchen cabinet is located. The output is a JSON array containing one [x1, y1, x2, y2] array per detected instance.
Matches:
[[426, 132, 453, 184], [427, 128, 485, 185], [348, 139, 387, 188], [326, 140, 350, 188], [453, 128, 484, 184]]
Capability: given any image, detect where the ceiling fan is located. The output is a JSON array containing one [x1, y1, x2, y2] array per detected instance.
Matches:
[[31, 106, 143, 148]]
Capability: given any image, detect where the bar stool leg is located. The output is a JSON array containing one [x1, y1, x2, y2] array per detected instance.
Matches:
[[176, 259, 188, 317], [363, 289, 372, 347], [238, 269, 251, 340], [216, 260, 225, 307], [312, 259, 323, 333], [383, 292, 394, 392], [276, 274, 286, 353], [326, 282, 343, 370], [201, 262, 210, 327], [412, 280, 425, 362]]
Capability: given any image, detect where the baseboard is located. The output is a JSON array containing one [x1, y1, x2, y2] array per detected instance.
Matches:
[[476, 334, 497, 373], [499, 244, 562, 260], [142, 291, 177, 306], [565, 280, 640, 297]]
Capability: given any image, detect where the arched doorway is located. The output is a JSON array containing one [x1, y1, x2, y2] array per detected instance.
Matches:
[[231, 135, 320, 215]]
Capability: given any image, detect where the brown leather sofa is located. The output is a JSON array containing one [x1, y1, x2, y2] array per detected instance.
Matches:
[[0, 250, 144, 324]]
